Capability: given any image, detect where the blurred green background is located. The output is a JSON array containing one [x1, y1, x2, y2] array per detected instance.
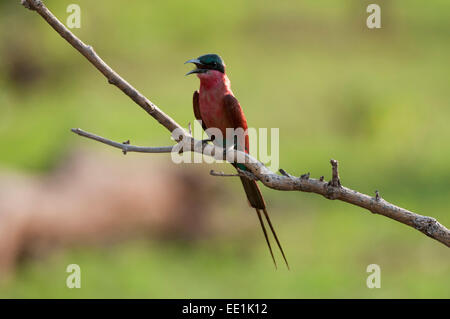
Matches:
[[0, 0, 449, 298]]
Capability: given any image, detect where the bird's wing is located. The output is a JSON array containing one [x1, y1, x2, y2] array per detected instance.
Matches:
[[193, 90, 207, 130], [223, 94, 249, 152]]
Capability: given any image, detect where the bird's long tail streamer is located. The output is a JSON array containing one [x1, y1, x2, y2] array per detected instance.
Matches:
[[238, 175, 289, 269], [255, 208, 277, 269], [261, 208, 290, 270]]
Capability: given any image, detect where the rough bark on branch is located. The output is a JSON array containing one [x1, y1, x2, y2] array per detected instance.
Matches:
[[22, 0, 450, 247]]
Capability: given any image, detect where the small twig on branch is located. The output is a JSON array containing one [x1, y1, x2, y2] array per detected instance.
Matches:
[[329, 159, 341, 187], [210, 170, 240, 177], [279, 168, 295, 179], [22, 0, 450, 248], [210, 170, 257, 181], [375, 190, 381, 201]]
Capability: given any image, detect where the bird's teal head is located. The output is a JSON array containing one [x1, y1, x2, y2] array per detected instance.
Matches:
[[185, 54, 225, 75]]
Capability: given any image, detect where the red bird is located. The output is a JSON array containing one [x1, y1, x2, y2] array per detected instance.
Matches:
[[186, 54, 289, 269]]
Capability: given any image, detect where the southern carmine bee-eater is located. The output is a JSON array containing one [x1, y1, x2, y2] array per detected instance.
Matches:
[[185, 53, 289, 269]]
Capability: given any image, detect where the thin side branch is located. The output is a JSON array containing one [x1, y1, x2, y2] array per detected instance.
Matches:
[[71, 128, 174, 154], [210, 170, 240, 177], [22, 0, 450, 248]]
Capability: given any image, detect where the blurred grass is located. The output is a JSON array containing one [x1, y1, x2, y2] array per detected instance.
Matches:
[[0, 0, 449, 298]]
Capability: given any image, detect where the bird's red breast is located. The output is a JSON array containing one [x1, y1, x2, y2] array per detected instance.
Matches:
[[196, 70, 249, 151]]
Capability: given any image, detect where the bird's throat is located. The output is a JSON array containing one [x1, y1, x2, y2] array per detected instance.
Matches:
[[198, 70, 231, 91]]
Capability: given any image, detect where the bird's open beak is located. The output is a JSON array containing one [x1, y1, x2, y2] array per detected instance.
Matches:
[[185, 58, 207, 76]]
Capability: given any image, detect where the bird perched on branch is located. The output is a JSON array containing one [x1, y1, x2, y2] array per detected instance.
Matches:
[[185, 54, 289, 269]]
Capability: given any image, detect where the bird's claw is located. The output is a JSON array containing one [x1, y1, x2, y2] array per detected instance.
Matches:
[[200, 135, 215, 146], [223, 142, 238, 160], [201, 138, 213, 145]]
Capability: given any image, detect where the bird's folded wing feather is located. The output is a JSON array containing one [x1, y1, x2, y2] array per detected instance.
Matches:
[[193, 90, 206, 130], [223, 94, 249, 153]]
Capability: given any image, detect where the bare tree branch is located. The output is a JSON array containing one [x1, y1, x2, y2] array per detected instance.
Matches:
[[72, 127, 450, 247], [21, 0, 450, 247]]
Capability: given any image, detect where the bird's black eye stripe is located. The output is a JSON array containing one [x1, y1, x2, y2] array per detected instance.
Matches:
[[198, 58, 224, 73], [205, 61, 217, 67]]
